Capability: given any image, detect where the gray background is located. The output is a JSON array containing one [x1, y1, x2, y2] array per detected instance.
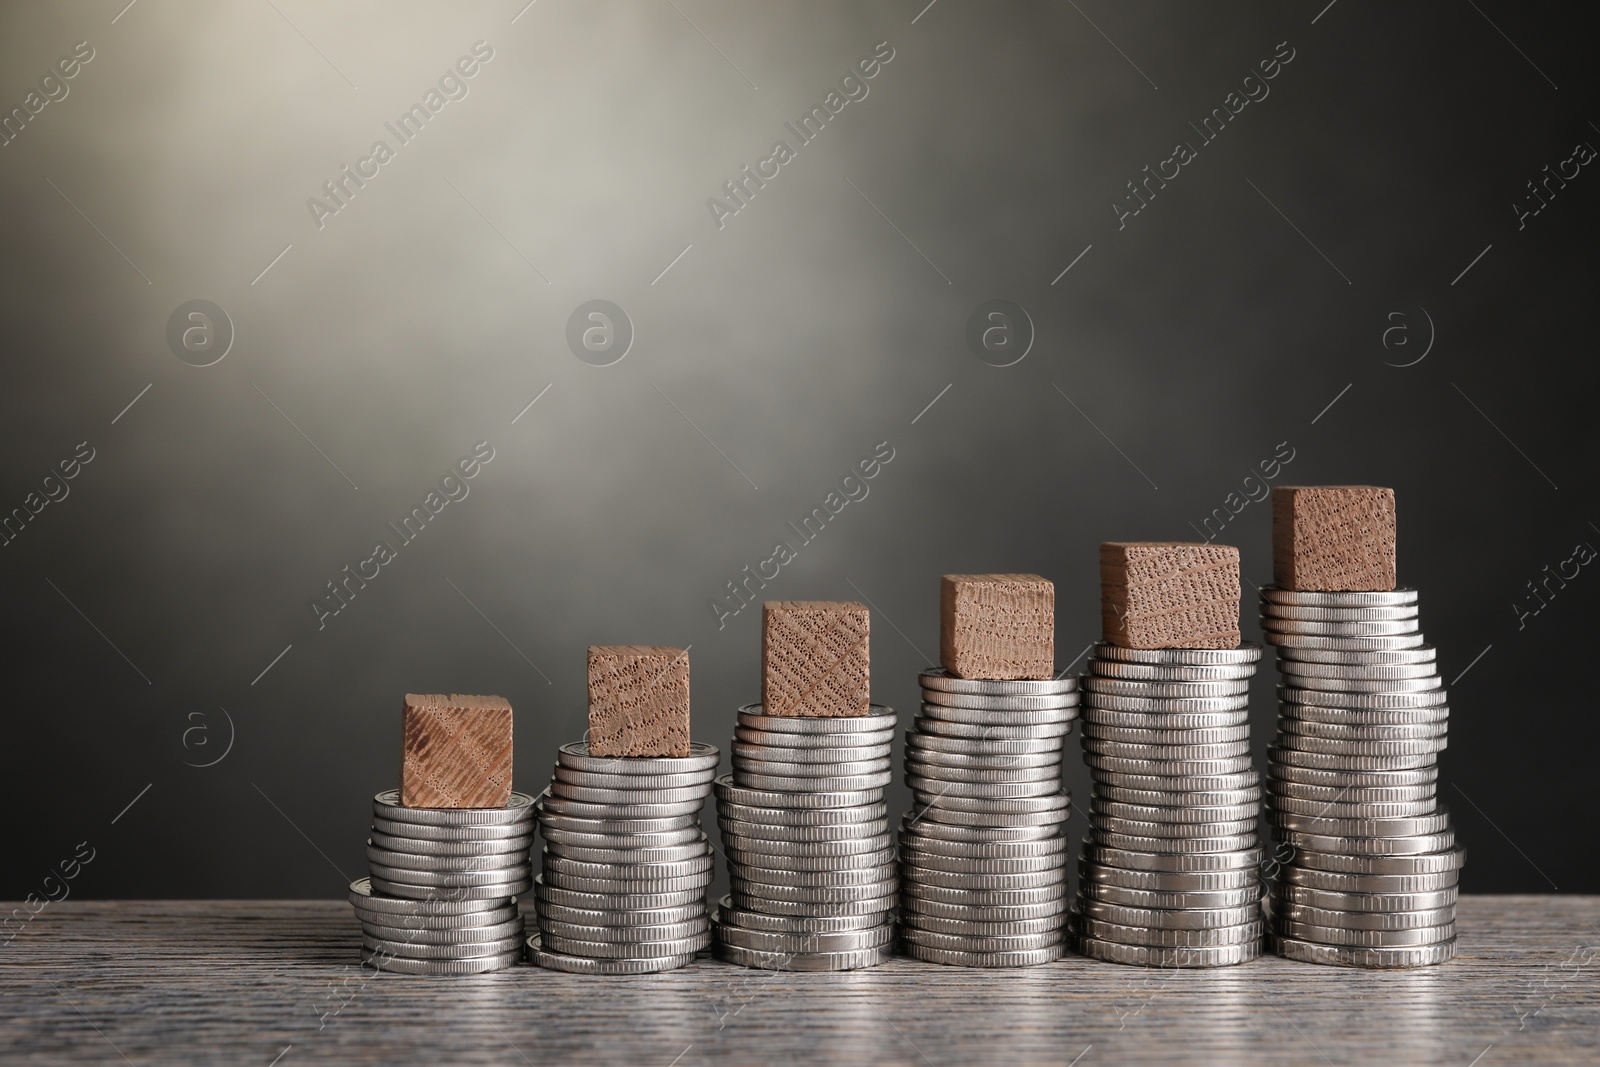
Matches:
[[1, 0, 1593, 900]]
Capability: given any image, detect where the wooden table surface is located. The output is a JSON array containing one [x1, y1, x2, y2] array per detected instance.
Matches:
[[2, 896, 1596, 1065]]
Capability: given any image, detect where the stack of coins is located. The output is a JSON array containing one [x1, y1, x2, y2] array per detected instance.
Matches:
[[529, 741, 719, 973], [1076, 644, 1265, 967], [1261, 586, 1461, 967], [713, 704, 898, 970], [354, 789, 534, 974], [898, 670, 1078, 966]]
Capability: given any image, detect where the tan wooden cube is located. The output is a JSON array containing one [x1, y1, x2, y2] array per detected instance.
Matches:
[[1273, 486, 1397, 591], [762, 601, 870, 717], [1101, 542, 1240, 649], [400, 693, 513, 808], [587, 646, 691, 757], [940, 574, 1054, 680]]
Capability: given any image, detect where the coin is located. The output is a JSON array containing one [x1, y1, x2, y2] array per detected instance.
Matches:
[[1279, 868, 1459, 894], [348, 877, 510, 915], [1274, 920, 1455, 947], [1272, 735, 1446, 758], [529, 938, 696, 974], [368, 831, 533, 856], [1083, 724, 1252, 745], [366, 845, 530, 873], [538, 792, 706, 820], [552, 766, 717, 791], [369, 868, 533, 893], [1269, 748, 1436, 772], [1281, 688, 1447, 710], [920, 690, 1080, 712], [906, 733, 1066, 756], [364, 947, 522, 974], [1084, 709, 1250, 730], [1278, 830, 1455, 856], [903, 942, 1065, 967], [534, 878, 707, 911], [1288, 847, 1465, 876], [543, 840, 711, 864], [714, 923, 895, 954], [537, 901, 706, 927], [736, 704, 898, 732], [363, 931, 524, 959], [1263, 603, 1418, 622], [908, 775, 1060, 798], [898, 835, 1067, 859], [1267, 797, 1436, 819], [916, 704, 1076, 725], [1272, 934, 1455, 968], [716, 898, 886, 932], [1092, 643, 1262, 666], [555, 741, 721, 775], [900, 897, 1066, 922], [1284, 675, 1441, 694], [371, 817, 534, 843], [1084, 678, 1251, 699], [1267, 780, 1435, 804], [1268, 764, 1437, 788], [919, 669, 1079, 695], [1084, 739, 1252, 761], [906, 748, 1062, 770], [1078, 863, 1258, 892], [1078, 937, 1258, 967], [549, 780, 711, 805], [901, 926, 1062, 952], [1279, 646, 1436, 666], [716, 942, 895, 971], [1086, 755, 1255, 777], [1263, 619, 1419, 637], [361, 916, 525, 944], [1266, 633, 1427, 650], [372, 790, 537, 827], [1261, 587, 1418, 607], [901, 881, 1067, 907], [1083, 883, 1259, 910], [1088, 660, 1257, 681], [735, 727, 896, 749], [1091, 799, 1260, 824], [730, 875, 898, 901], [728, 891, 895, 916], [731, 741, 891, 763], [1274, 884, 1459, 912], [900, 818, 1059, 842], [914, 718, 1073, 740], [1271, 902, 1455, 930], [538, 916, 707, 943], [1079, 916, 1261, 948], [1088, 815, 1257, 840], [719, 817, 889, 843], [536, 810, 699, 835], [721, 832, 893, 858], [1084, 694, 1251, 714], [727, 847, 895, 873], [717, 800, 888, 826], [1278, 660, 1437, 680], [539, 826, 704, 849], [901, 912, 1063, 937], [1082, 843, 1262, 872], [734, 756, 893, 778], [1278, 719, 1446, 741], [912, 792, 1069, 815], [734, 770, 893, 792], [714, 775, 882, 810]]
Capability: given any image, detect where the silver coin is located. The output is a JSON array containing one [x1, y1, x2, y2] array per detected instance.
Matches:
[[900, 851, 1065, 876], [352, 902, 520, 930], [1262, 602, 1418, 622], [1272, 886, 1457, 915], [534, 877, 704, 909], [538, 916, 707, 944], [366, 845, 530, 873], [1090, 769, 1259, 793], [536, 810, 698, 835], [368, 864, 531, 890], [732, 858, 896, 887], [1083, 882, 1259, 909], [1282, 705, 1449, 726], [370, 817, 533, 843], [719, 817, 889, 843], [737, 704, 898, 732], [908, 775, 1061, 798], [1078, 937, 1258, 967], [1282, 687, 1447, 710], [899, 835, 1066, 859], [372, 790, 537, 827], [714, 775, 882, 810], [731, 740, 891, 764], [1094, 785, 1261, 808], [919, 669, 1079, 696], [733, 757, 892, 779], [917, 703, 1077, 725], [548, 780, 711, 805], [555, 740, 721, 774], [901, 925, 1062, 952], [1261, 587, 1418, 607], [729, 877, 898, 903], [910, 804, 1068, 829], [1084, 739, 1252, 761], [1267, 632, 1427, 651], [716, 941, 894, 971], [1084, 677, 1251, 699], [1084, 710, 1251, 733], [1084, 694, 1251, 714], [716, 800, 888, 827], [536, 901, 706, 927], [543, 840, 710, 864], [1277, 659, 1438, 680], [1093, 643, 1262, 666], [543, 854, 712, 880], [906, 748, 1062, 770], [1079, 899, 1261, 929], [1089, 660, 1257, 682], [735, 727, 896, 750], [1272, 934, 1454, 968], [911, 792, 1069, 815], [1270, 808, 1452, 838], [1092, 799, 1260, 824], [920, 692, 1080, 714], [915, 718, 1073, 740], [1267, 796, 1436, 819], [1279, 719, 1446, 741], [1286, 675, 1442, 694], [1275, 919, 1455, 947], [362, 917, 525, 945], [1082, 843, 1261, 872], [902, 881, 1066, 907], [715, 897, 885, 932], [1078, 864, 1258, 892], [903, 942, 1064, 967], [734, 770, 892, 792], [1268, 764, 1437, 788], [538, 792, 705, 820], [542, 928, 711, 959], [1269, 747, 1436, 772], [900, 896, 1066, 923], [1288, 847, 1465, 876], [528, 940, 696, 974], [714, 922, 894, 954], [899, 817, 1060, 842], [1263, 618, 1419, 637], [905, 733, 1064, 756], [726, 846, 895, 873], [1278, 830, 1456, 856], [727, 890, 895, 917], [723, 831, 896, 857], [348, 877, 511, 915], [1086, 755, 1256, 777], [1278, 645, 1437, 666], [363, 948, 522, 974], [1079, 914, 1261, 948], [1267, 908, 1459, 927], [1273, 735, 1446, 758], [1084, 724, 1252, 746], [538, 825, 703, 849], [363, 932, 524, 959], [368, 831, 533, 857], [900, 911, 1062, 937], [551, 766, 717, 791], [1278, 868, 1459, 894], [1088, 815, 1257, 840], [542, 870, 712, 896]]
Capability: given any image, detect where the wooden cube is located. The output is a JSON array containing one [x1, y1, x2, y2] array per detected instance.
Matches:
[[940, 574, 1054, 680], [762, 601, 870, 717], [400, 694, 513, 808], [587, 646, 691, 757], [1101, 542, 1240, 649], [1273, 486, 1397, 591]]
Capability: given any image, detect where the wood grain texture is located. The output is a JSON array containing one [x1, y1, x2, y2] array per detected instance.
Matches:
[[940, 574, 1054, 680], [586, 646, 691, 757], [400, 694, 513, 808], [761, 601, 870, 717], [2, 897, 1595, 1065], [1101, 542, 1241, 649], [1272, 486, 1398, 592]]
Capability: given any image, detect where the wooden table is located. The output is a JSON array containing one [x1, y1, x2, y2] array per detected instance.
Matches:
[[3, 897, 1596, 1065]]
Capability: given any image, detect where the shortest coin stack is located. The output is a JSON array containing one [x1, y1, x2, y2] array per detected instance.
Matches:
[[355, 790, 534, 974], [899, 670, 1078, 967], [530, 742, 719, 974], [714, 704, 899, 971]]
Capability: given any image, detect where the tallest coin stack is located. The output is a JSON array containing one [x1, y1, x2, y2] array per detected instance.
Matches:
[[1076, 543, 1265, 968], [1263, 486, 1462, 968]]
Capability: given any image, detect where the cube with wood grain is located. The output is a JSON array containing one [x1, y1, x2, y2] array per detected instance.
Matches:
[[587, 645, 692, 757], [762, 601, 870, 717], [400, 693, 514, 808], [1272, 485, 1397, 592], [940, 573, 1054, 680], [1101, 542, 1241, 649]]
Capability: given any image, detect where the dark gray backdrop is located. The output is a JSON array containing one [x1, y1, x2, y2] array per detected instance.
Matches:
[[2, 1, 1593, 900]]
